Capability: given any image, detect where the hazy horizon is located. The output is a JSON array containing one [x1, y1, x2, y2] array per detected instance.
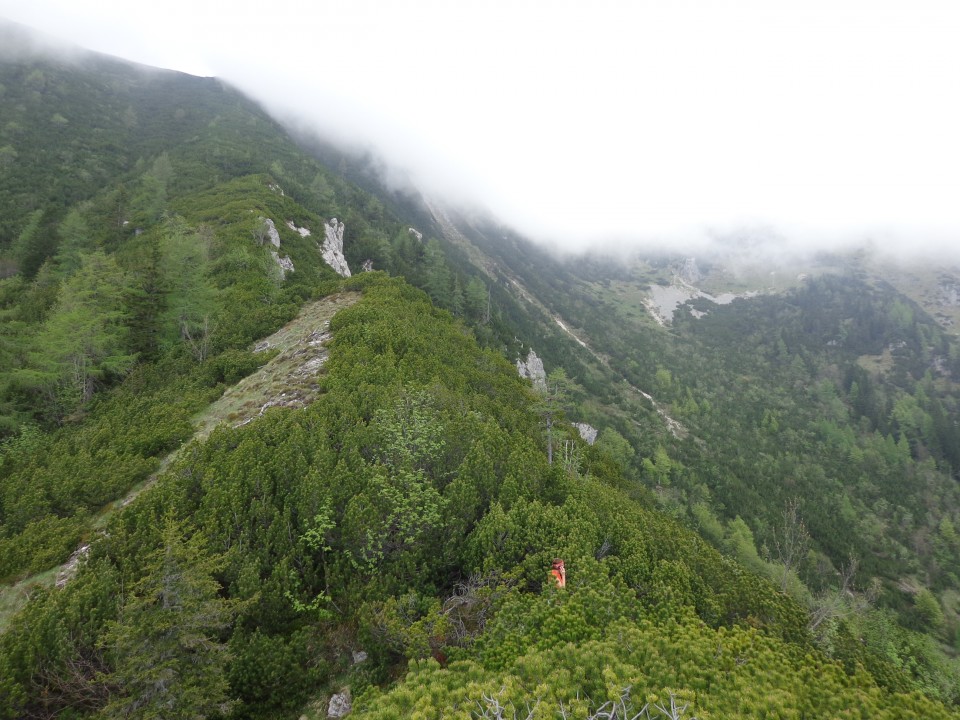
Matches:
[[1, 2, 958, 259]]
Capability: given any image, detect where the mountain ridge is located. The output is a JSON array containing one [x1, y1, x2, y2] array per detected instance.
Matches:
[[1, 27, 960, 717]]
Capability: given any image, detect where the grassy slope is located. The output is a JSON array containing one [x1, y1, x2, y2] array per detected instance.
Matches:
[[193, 291, 359, 440]]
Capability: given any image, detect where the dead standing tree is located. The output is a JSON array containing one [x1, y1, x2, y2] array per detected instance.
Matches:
[[773, 498, 810, 592], [532, 368, 578, 465]]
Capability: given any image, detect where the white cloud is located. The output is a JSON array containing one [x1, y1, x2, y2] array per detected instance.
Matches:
[[2, 0, 959, 255]]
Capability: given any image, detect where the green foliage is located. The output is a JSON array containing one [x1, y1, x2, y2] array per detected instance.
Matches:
[[100, 514, 237, 719], [595, 426, 635, 474], [363, 592, 453, 662], [478, 239, 960, 698], [15, 250, 136, 420], [156, 216, 217, 359], [2, 267, 957, 718], [0, 514, 88, 579], [0, 359, 215, 581], [228, 627, 325, 717], [531, 367, 579, 465], [913, 588, 947, 633], [54, 204, 96, 275], [355, 575, 956, 719], [8, 209, 47, 278], [202, 348, 272, 386], [2, 33, 960, 719], [0, 556, 119, 718]]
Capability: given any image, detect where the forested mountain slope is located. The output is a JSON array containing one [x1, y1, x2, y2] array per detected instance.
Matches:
[[2, 22, 960, 717], [425, 212, 960, 704]]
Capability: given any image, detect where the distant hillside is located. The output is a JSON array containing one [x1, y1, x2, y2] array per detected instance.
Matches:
[[421, 207, 960, 705]]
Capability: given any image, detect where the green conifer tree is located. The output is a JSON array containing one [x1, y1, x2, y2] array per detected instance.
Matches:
[[100, 514, 236, 720]]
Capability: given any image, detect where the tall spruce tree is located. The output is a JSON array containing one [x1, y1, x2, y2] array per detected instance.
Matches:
[[100, 513, 236, 720]]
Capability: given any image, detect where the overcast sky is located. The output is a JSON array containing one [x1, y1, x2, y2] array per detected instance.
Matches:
[[2, 1, 959, 256]]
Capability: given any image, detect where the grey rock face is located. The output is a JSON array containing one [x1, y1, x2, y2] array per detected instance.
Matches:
[[517, 349, 546, 391], [263, 218, 281, 248], [322, 218, 352, 277], [679, 256, 702, 283], [257, 217, 293, 278], [938, 280, 960, 307], [271, 251, 295, 278], [286, 220, 312, 237], [327, 689, 352, 718], [573, 422, 598, 445]]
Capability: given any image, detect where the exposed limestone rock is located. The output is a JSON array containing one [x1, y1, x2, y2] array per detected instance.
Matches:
[[361, 259, 374, 272], [327, 689, 351, 718], [262, 218, 281, 248], [517, 349, 546, 391], [646, 283, 756, 325], [286, 220, 312, 237], [268, 182, 284, 196], [408, 227, 423, 241], [633, 383, 688, 439], [932, 355, 950, 374], [679, 257, 702, 284], [352, 650, 368, 664], [573, 422, 598, 445], [322, 218, 352, 277], [271, 251, 295, 278], [56, 543, 91, 587], [938, 280, 960, 307], [255, 218, 292, 278], [555, 317, 589, 349]]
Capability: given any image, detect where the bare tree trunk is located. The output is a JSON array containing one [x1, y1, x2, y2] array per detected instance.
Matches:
[[809, 556, 864, 632], [546, 417, 553, 465], [774, 498, 810, 592], [181, 315, 212, 362]]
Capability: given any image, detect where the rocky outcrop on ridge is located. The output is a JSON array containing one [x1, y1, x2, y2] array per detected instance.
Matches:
[[517, 349, 547, 391], [322, 218, 351, 277]]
